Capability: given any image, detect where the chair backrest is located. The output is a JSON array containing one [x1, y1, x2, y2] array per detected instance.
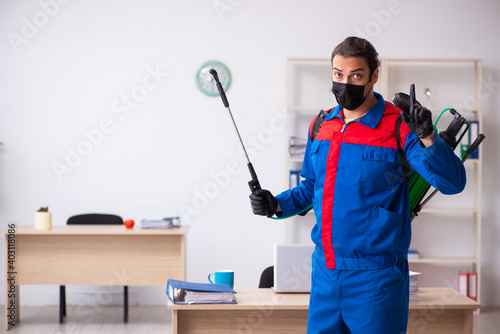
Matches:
[[67, 214, 123, 225], [259, 266, 274, 288]]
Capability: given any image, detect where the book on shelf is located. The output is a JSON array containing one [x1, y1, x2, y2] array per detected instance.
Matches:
[[469, 121, 479, 159], [468, 271, 477, 302], [460, 124, 470, 159], [290, 170, 301, 188], [140, 216, 180, 229], [167, 279, 237, 305], [460, 120, 480, 159]]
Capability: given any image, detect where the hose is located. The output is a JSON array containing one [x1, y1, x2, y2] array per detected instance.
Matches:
[[270, 203, 313, 220]]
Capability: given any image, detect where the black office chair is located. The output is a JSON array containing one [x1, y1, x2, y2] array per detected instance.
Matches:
[[60, 214, 129, 323], [259, 266, 274, 288]]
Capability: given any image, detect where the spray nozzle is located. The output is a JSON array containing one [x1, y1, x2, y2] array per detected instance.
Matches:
[[439, 108, 468, 149]]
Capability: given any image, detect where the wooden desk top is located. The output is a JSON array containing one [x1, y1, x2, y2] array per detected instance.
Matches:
[[410, 287, 480, 310], [167, 287, 480, 311], [2, 225, 189, 236]]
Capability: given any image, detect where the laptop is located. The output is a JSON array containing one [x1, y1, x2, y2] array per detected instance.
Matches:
[[273, 244, 315, 293]]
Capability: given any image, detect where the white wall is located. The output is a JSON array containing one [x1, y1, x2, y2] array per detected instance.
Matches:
[[0, 0, 499, 307]]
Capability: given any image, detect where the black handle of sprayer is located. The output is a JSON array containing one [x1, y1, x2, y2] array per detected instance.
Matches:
[[247, 163, 262, 193], [209, 69, 229, 108], [462, 134, 485, 162]]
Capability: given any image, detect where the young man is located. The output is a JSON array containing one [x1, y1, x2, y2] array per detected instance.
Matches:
[[250, 37, 466, 333]]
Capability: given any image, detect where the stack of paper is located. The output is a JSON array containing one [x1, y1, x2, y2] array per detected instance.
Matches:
[[184, 291, 236, 304], [140, 217, 180, 229], [409, 271, 421, 302], [408, 250, 420, 260], [167, 279, 237, 305], [289, 136, 307, 158]]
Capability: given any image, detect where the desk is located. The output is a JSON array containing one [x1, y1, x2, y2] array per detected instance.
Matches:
[[167, 287, 480, 334], [3, 225, 189, 331]]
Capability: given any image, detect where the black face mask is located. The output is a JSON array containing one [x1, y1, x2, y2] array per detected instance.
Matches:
[[331, 81, 370, 111]]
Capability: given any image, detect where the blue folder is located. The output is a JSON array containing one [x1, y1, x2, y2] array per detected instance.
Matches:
[[167, 279, 237, 304]]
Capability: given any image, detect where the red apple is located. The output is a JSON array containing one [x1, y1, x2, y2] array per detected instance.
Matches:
[[124, 219, 135, 229]]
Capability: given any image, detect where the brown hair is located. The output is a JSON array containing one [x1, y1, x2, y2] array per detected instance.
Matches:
[[331, 36, 380, 78]]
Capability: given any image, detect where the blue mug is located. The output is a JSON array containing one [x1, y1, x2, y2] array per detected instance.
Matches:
[[208, 270, 234, 288]]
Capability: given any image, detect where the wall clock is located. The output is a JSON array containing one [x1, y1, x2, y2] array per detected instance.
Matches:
[[196, 61, 231, 96]]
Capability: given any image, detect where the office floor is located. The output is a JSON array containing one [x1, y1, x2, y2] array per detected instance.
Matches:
[[0, 305, 499, 333], [0, 305, 172, 334]]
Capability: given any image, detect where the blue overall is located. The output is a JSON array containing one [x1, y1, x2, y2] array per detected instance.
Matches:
[[276, 94, 466, 333]]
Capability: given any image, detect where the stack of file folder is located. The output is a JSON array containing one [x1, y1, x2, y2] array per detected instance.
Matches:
[[289, 136, 307, 158], [409, 271, 421, 302], [167, 279, 237, 305], [140, 217, 180, 229]]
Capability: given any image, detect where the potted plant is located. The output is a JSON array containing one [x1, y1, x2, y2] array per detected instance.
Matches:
[[35, 207, 52, 230]]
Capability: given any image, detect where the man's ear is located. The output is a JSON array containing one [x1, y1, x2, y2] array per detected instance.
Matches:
[[371, 68, 379, 84]]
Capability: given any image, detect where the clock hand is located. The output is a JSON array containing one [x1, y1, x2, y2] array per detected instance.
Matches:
[[209, 69, 262, 194]]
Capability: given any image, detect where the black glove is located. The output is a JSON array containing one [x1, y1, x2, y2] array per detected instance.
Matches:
[[401, 84, 434, 139], [249, 189, 278, 218]]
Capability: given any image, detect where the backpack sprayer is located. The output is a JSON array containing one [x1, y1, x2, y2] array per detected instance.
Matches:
[[393, 84, 485, 221]]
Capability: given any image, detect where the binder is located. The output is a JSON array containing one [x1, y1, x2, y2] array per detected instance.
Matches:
[[290, 170, 300, 188], [167, 279, 237, 304], [460, 127, 470, 159], [469, 121, 479, 159], [458, 272, 468, 296], [468, 272, 478, 302]]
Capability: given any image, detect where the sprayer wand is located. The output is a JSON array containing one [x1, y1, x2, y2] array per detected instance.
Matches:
[[209, 69, 262, 194]]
